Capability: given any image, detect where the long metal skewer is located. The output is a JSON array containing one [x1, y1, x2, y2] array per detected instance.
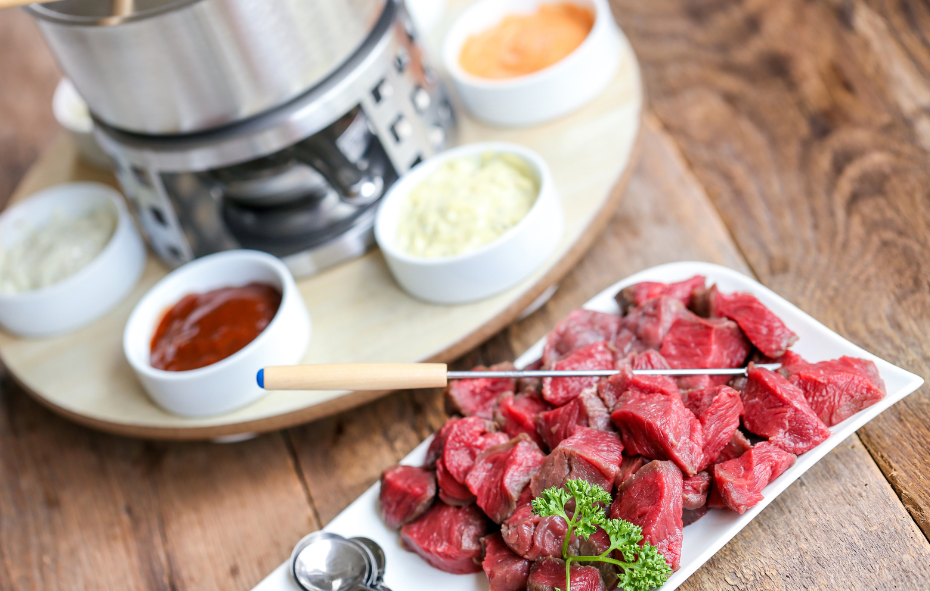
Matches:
[[447, 363, 779, 379]]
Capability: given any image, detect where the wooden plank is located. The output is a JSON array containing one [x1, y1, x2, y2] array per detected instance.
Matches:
[[0, 385, 317, 591], [0, 8, 60, 208], [290, 116, 930, 589], [611, 0, 930, 538]]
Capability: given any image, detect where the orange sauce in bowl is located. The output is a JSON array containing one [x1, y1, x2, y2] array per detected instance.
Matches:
[[459, 3, 595, 79]]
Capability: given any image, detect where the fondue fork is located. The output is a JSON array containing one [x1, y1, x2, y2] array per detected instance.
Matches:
[[257, 363, 780, 391]]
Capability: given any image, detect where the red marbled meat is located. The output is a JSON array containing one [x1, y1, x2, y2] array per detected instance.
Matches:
[[527, 557, 605, 591], [659, 310, 751, 370], [610, 460, 684, 570], [610, 388, 704, 476], [630, 349, 670, 370], [424, 417, 458, 468], [708, 288, 798, 358], [741, 365, 831, 454], [482, 533, 531, 591], [542, 341, 615, 407], [779, 353, 887, 426], [614, 275, 706, 314], [717, 430, 753, 463], [681, 471, 711, 510], [442, 417, 509, 484], [444, 362, 517, 420], [501, 495, 568, 560], [466, 434, 547, 523], [530, 427, 624, 497], [400, 502, 487, 574], [496, 391, 552, 450], [436, 457, 476, 506], [542, 309, 621, 365], [713, 441, 796, 513], [615, 455, 650, 489], [379, 465, 436, 529], [615, 295, 684, 355], [597, 367, 680, 412], [692, 386, 743, 469], [535, 389, 611, 451]]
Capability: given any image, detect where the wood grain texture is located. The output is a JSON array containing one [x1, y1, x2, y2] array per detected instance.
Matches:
[[611, 0, 930, 538]]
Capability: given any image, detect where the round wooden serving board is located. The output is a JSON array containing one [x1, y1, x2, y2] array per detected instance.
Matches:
[[0, 10, 643, 440]]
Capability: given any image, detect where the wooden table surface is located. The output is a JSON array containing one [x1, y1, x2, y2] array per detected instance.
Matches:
[[2, 2, 929, 589]]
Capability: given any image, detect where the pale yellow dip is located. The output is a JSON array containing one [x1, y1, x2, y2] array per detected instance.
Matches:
[[0, 205, 116, 294], [396, 152, 539, 258]]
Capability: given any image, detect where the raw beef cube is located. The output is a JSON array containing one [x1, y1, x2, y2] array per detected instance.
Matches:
[[527, 558, 605, 591], [400, 502, 487, 574], [519, 358, 545, 393], [379, 465, 437, 529], [482, 533, 531, 591], [610, 388, 704, 476], [706, 481, 727, 510], [631, 349, 670, 370], [444, 362, 517, 419], [437, 457, 476, 506], [543, 309, 621, 365], [708, 288, 798, 358], [501, 498, 568, 560], [496, 391, 552, 450], [615, 296, 684, 355], [682, 505, 708, 526], [616, 455, 650, 489], [682, 471, 711, 510], [716, 430, 753, 463], [713, 441, 796, 513], [610, 460, 684, 571], [742, 366, 831, 454], [615, 275, 706, 314], [530, 427, 624, 497], [466, 434, 547, 523], [660, 310, 751, 370], [542, 341, 616, 406], [780, 355, 887, 426], [597, 367, 680, 411], [694, 386, 743, 469], [536, 389, 611, 450], [442, 417, 509, 484], [424, 418, 459, 468]]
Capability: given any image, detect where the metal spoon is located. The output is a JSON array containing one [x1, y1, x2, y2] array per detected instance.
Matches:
[[349, 537, 386, 586], [290, 531, 377, 591]]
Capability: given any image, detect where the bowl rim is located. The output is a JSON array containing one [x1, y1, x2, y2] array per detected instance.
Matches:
[[442, 0, 610, 89], [374, 141, 555, 266], [123, 249, 297, 381], [0, 182, 131, 303]]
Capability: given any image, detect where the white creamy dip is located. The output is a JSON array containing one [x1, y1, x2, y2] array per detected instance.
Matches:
[[0, 205, 116, 294], [396, 152, 539, 258]]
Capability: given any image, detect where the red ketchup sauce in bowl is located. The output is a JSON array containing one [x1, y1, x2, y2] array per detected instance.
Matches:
[[150, 282, 282, 372]]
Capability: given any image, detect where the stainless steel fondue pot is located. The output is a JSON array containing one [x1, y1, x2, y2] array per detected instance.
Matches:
[[27, 0, 387, 135]]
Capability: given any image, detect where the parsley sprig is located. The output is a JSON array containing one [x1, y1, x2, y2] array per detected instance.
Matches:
[[531, 479, 672, 591]]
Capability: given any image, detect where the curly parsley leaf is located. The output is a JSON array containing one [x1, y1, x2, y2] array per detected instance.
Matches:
[[532, 478, 672, 591]]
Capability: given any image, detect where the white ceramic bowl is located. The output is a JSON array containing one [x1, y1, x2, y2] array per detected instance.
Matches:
[[375, 142, 563, 304], [52, 78, 111, 169], [442, 0, 622, 127], [0, 182, 146, 337], [123, 250, 311, 417]]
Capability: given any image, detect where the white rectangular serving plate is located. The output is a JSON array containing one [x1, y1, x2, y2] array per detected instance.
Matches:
[[252, 262, 924, 591]]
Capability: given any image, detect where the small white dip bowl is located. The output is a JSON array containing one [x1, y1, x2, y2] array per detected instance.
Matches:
[[375, 142, 563, 304], [123, 250, 311, 417], [442, 0, 621, 127], [0, 182, 145, 337]]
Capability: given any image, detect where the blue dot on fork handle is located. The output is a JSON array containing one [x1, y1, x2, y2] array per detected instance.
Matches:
[[256, 369, 264, 389]]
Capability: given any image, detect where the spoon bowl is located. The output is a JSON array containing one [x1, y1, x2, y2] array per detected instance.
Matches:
[[290, 532, 373, 591]]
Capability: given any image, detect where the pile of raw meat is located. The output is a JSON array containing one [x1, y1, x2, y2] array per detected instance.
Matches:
[[378, 276, 886, 590]]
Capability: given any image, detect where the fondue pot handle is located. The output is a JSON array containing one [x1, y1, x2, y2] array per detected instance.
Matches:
[[294, 136, 384, 206]]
